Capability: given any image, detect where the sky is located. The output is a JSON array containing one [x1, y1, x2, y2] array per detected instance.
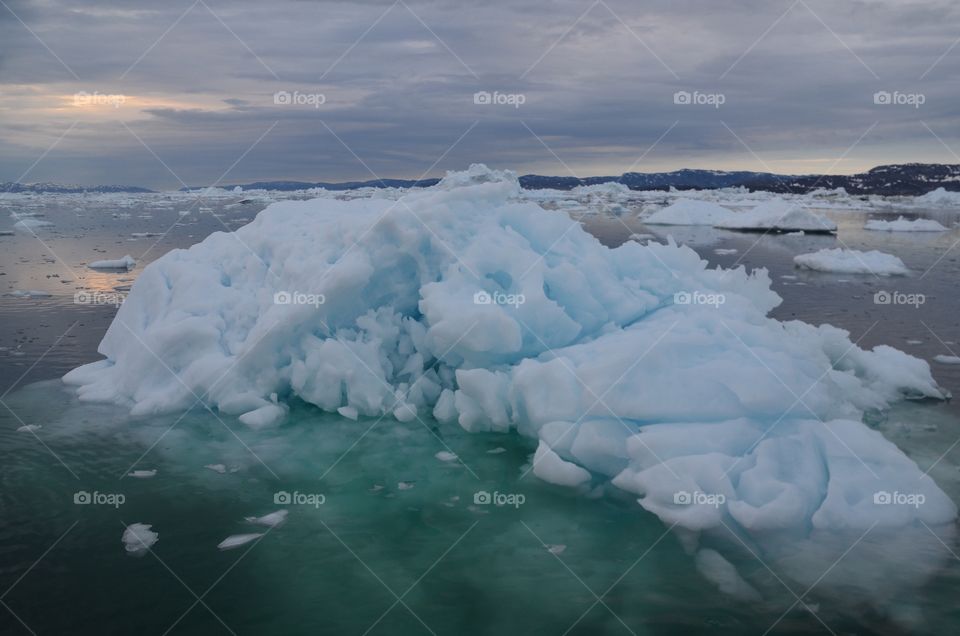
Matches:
[[1, 0, 959, 189]]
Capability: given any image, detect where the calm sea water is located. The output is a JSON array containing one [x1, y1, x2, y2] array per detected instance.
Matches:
[[2, 193, 960, 634]]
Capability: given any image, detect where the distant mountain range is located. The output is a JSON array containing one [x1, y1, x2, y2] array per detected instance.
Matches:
[[5, 163, 960, 196], [0, 182, 153, 194]]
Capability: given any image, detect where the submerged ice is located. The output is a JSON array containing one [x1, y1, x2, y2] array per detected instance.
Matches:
[[64, 166, 956, 545]]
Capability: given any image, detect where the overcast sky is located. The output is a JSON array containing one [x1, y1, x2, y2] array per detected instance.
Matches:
[[1, 0, 959, 188]]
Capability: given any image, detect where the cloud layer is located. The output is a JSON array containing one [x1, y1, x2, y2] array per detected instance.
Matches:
[[2, 0, 959, 188]]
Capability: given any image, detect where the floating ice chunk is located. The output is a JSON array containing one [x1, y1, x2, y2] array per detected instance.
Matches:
[[487, 447, 507, 454], [435, 450, 458, 462], [914, 187, 960, 207], [9, 290, 51, 298], [337, 406, 358, 420], [533, 440, 591, 487], [238, 403, 286, 428], [17, 424, 41, 433], [245, 510, 288, 527], [644, 199, 736, 226], [204, 463, 227, 474], [122, 523, 158, 554], [217, 533, 263, 550], [397, 481, 415, 490], [934, 355, 960, 364], [546, 544, 567, 555], [88, 255, 136, 270], [13, 218, 53, 231], [716, 199, 837, 233], [794, 248, 908, 275], [393, 403, 417, 422], [714, 248, 738, 255], [865, 216, 949, 232], [628, 233, 655, 242], [128, 469, 156, 478]]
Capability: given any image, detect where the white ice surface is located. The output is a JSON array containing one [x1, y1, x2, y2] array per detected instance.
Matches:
[[88, 255, 136, 270], [794, 248, 909, 275], [715, 199, 837, 233], [644, 199, 736, 226], [865, 216, 949, 232]]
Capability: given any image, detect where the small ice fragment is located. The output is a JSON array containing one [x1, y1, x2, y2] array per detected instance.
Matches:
[[714, 248, 738, 255], [369, 484, 384, 492], [906, 340, 923, 345], [393, 403, 417, 422], [487, 447, 507, 454], [88, 255, 136, 271], [122, 523, 158, 554], [204, 463, 227, 474], [128, 469, 157, 478], [337, 406, 358, 420], [546, 544, 566, 555], [435, 451, 458, 462], [934, 355, 960, 365], [238, 403, 286, 428], [217, 533, 263, 550], [244, 510, 288, 528], [16, 424, 41, 433], [398, 481, 415, 490]]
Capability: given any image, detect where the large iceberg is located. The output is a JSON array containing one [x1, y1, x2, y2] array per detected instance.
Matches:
[[65, 165, 955, 540]]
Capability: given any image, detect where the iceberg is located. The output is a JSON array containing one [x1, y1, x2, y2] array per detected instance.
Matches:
[[88, 255, 136, 270], [644, 199, 737, 226], [64, 165, 954, 543], [715, 199, 837, 233], [794, 248, 909, 275], [864, 216, 949, 232]]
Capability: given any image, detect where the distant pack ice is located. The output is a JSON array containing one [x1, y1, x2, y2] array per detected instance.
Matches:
[[64, 164, 956, 537]]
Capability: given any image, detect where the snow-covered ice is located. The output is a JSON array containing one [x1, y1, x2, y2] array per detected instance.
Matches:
[[64, 165, 955, 544], [794, 248, 909, 275], [865, 216, 949, 232], [127, 469, 156, 478]]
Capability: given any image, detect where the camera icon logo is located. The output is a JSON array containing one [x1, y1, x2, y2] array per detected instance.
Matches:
[[673, 491, 692, 505], [274, 91, 292, 105], [873, 491, 892, 505], [673, 91, 692, 105], [473, 290, 492, 305], [74, 490, 91, 504], [874, 290, 892, 305], [674, 291, 692, 305], [274, 491, 292, 504], [473, 91, 492, 105], [474, 490, 492, 505], [274, 291, 292, 305], [873, 91, 892, 105]]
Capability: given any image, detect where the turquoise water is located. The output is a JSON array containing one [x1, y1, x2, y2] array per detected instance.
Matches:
[[3, 381, 960, 635]]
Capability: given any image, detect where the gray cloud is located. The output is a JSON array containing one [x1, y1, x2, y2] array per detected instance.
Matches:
[[1, 0, 959, 187]]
